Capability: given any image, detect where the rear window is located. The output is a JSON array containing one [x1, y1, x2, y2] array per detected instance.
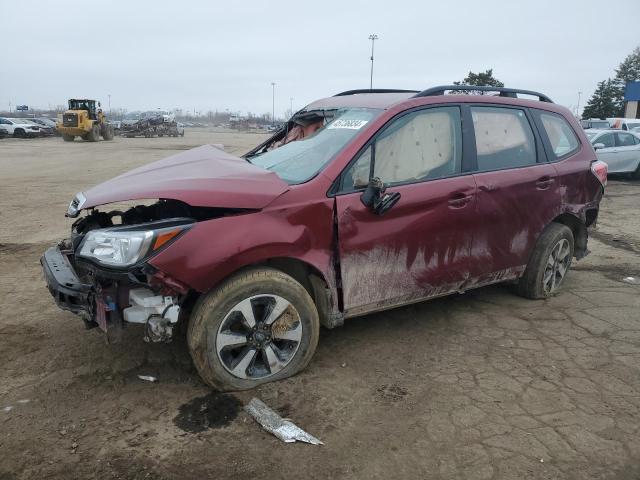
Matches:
[[471, 107, 537, 171], [539, 112, 579, 159]]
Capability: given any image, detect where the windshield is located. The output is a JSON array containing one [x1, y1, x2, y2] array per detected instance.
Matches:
[[626, 122, 640, 130], [249, 108, 380, 184]]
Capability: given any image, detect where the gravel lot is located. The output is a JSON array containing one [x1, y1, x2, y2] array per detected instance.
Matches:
[[1, 131, 639, 479]]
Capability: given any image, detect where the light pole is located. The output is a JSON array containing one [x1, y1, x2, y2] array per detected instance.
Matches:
[[108, 94, 111, 113], [290, 97, 293, 115], [271, 82, 276, 123], [368, 34, 378, 90], [576, 91, 582, 118]]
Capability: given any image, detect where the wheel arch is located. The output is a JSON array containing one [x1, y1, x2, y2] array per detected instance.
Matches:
[[551, 212, 588, 259], [237, 257, 341, 329]]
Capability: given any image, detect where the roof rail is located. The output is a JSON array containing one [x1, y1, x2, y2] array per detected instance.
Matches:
[[334, 88, 419, 97], [413, 85, 554, 103]]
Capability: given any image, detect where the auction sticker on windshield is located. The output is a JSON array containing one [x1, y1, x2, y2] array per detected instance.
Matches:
[[328, 119, 368, 130]]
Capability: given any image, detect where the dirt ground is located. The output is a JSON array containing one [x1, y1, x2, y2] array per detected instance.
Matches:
[[1, 131, 639, 480]]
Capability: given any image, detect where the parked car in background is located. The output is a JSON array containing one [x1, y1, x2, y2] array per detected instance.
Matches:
[[607, 118, 640, 131], [581, 118, 610, 130], [109, 121, 122, 135], [586, 129, 640, 177], [0, 118, 41, 138], [24, 119, 54, 136], [176, 122, 185, 136], [41, 85, 605, 391], [31, 117, 58, 128]]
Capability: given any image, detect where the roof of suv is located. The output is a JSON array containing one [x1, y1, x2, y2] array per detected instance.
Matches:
[[304, 86, 555, 112]]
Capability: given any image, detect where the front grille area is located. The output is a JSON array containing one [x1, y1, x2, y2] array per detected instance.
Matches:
[[63, 113, 78, 127]]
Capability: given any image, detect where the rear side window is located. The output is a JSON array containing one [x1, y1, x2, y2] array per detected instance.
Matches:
[[616, 132, 638, 147], [539, 112, 579, 159], [471, 107, 537, 171]]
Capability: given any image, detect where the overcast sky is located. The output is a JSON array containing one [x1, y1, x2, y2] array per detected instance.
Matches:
[[2, 1, 639, 117]]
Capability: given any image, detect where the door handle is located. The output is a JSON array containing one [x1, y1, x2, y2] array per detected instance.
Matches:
[[535, 176, 554, 190], [448, 193, 472, 208]]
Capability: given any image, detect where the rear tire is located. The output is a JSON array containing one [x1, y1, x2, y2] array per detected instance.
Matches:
[[102, 125, 114, 141], [517, 223, 574, 299], [187, 268, 320, 391], [62, 134, 75, 142]]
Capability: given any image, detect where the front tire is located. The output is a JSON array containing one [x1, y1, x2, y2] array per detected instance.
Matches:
[[87, 124, 100, 142], [517, 223, 574, 299], [188, 268, 320, 391]]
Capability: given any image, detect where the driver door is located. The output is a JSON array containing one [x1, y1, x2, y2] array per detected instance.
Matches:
[[334, 106, 478, 317]]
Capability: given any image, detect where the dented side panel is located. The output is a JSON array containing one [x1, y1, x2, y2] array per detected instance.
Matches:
[[148, 191, 337, 306], [336, 175, 478, 316], [469, 162, 560, 279]]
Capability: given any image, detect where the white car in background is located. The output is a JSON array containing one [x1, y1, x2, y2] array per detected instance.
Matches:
[[586, 129, 640, 177], [0, 117, 42, 138]]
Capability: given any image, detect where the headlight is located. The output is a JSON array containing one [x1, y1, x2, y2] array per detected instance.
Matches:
[[78, 224, 188, 267]]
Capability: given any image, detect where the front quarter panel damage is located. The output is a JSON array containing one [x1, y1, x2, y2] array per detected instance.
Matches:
[[148, 197, 338, 312]]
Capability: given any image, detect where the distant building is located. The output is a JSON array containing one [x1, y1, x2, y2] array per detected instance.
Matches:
[[624, 81, 640, 119]]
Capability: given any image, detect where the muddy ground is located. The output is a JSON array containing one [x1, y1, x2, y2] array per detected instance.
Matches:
[[1, 131, 639, 480]]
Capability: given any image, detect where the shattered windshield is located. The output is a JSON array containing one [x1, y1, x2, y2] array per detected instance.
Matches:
[[249, 108, 380, 184]]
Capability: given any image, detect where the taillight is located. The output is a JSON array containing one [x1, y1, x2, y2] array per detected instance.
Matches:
[[591, 160, 607, 188]]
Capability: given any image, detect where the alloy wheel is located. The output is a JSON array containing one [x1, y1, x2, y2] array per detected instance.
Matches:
[[542, 238, 571, 294], [215, 294, 303, 379]]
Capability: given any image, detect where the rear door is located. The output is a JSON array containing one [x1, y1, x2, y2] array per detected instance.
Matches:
[[334, 105, 478, 317], [468, 105, 559, 282]]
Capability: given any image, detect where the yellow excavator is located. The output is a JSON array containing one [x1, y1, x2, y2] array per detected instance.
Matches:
[[57, 99, 114, 142]]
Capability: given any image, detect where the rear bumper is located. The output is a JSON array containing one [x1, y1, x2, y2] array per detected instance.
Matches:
[[40, 246, 91, 316]]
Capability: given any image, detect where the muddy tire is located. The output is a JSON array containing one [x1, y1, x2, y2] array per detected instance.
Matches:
[[102, 125, 114, 141], [62, 134, 75, 142], [87, 124, 100, 142], [517, 223, 574, 299], [188, 267, 320, 391]]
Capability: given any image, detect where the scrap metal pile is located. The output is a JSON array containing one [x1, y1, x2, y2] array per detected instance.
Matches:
[[121, 114, 182, 138]]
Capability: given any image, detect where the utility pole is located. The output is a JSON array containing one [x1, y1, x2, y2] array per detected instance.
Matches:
[[368, 34, 378, 90], [271, 82, 276, 123], [108, 94, 111, 113], [290, 97, 293, 115]]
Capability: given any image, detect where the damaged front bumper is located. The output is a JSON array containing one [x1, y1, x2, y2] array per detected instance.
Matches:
[[41, 246, 92, 315], [41, 245, 184, 343]]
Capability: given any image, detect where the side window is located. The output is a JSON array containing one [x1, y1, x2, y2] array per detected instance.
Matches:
[[539, 112, 579, 159], [342, 106, 462, 189], [616, 132, 636, 147], [471, 107, 536, 171], [597, 133, 615, 148]]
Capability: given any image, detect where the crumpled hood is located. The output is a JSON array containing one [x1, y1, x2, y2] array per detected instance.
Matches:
[[80, 144, 289, 210]]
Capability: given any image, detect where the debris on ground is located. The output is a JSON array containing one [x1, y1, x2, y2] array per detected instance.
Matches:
[[244, 398, 323, 445], [622, 276, 639, 285], [137, 375, 158, 383]]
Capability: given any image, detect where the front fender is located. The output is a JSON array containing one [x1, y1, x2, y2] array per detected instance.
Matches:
[[148, 199, 336, 294]]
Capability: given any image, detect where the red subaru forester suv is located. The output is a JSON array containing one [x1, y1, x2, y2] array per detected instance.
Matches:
[[42, 86, 607, 390]]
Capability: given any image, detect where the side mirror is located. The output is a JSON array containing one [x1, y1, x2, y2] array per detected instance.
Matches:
[[593, 143, 605, 150], [360, 177, 401, 216]]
